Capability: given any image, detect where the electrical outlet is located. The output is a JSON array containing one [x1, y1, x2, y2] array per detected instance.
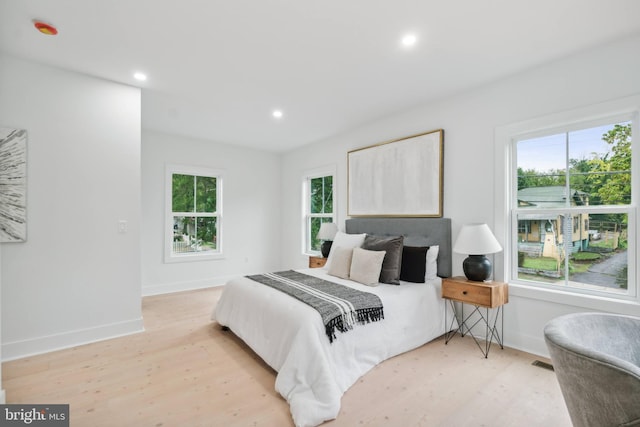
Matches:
[[118, 220, 128, 234]]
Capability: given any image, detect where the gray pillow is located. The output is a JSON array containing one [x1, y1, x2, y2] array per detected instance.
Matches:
[[362, 235, 404, 285]]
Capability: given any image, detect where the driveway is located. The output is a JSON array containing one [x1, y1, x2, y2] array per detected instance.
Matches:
[[571, 250, 627, 288]]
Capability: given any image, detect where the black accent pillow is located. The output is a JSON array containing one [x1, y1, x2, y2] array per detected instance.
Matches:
[[362, 235, 404, 285], [400, 246, 429, 283]]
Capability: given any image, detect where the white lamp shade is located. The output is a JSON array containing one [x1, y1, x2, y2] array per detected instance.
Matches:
[[453, 223, 502, 255], [317, 222, 338, 240]]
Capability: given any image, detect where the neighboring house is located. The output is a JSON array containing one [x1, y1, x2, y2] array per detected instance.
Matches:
[[517, 186, 590, 259]]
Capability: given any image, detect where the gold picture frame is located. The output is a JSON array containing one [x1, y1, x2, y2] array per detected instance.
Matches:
[[348, 129, 444, 217]]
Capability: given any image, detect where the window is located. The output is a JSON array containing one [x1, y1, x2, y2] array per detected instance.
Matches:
[[512, 117, 634, 298], [165, 165, 223, 262], [303, 171, 335, 254]]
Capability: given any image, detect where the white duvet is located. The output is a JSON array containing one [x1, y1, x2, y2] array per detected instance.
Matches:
[[213, 268, 454, 427]]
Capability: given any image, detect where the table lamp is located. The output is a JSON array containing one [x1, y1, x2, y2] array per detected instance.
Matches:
[[453, 223, 502, 281], [317, 222, 338, 257]]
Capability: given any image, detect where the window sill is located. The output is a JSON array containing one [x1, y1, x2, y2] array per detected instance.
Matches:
[[164, 252, 225, 263], [509, 281, 640, 316]]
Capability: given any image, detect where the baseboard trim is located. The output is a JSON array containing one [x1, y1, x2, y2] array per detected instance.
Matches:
[[142, 276, 230, 296], [2, 317, 144, 362], [505, 333, 550, 359]]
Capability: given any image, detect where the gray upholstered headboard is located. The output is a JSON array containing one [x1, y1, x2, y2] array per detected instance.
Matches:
[[345, 217, 452, 278]]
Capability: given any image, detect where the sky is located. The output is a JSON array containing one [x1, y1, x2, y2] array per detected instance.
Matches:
[[517, 122, 630, 171]]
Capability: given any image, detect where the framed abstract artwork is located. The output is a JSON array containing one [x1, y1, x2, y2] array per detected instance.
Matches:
[[348, 129, 444, 217], [0, 128, 27, 242]]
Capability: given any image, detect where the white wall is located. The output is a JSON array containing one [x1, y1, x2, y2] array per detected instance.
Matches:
[[141, 130, 281, 295], [0, 55, 143, 360], [281, 34, 640, 356]]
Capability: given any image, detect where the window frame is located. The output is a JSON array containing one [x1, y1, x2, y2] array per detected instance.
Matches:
[[302, 167, 336, 256], [494, 97, 640, 313], [164, 164, 224, 263]]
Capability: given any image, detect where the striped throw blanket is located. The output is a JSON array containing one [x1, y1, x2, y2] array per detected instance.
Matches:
[[247, 270, 384, 343]]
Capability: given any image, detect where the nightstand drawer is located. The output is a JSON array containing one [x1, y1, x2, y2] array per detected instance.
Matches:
[[442, 277, 508, 308], [308, 256, 327, 268]]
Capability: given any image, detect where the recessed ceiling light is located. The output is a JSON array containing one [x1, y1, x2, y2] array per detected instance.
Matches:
[[133, 72, 147, 81], [272, 110, 283, 119], [401, 34, 417, 47]]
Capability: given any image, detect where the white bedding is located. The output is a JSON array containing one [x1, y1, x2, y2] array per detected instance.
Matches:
[[213, 268, 455, 427]]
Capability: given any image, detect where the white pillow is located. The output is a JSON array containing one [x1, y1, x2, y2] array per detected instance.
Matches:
[[325, 231, 366, 270], [327, 246, 353, 279], [425, 245, 439, 281], [350, 247, 386, 286]]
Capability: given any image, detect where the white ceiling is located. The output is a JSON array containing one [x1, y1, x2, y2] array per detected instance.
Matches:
[[2, 1, 640, 152]]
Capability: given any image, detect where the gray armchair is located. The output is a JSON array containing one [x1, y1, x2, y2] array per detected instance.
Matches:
[[544, 312, 640, 427]]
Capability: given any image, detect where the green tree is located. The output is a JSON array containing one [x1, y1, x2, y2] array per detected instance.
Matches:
[[310, 176, 333, 214], [598, 123, 631, 205], [585, 123, 632, 225], [568, 157, 592, 195], [196, 176, 217, 212], [519, 123, 631, 209], [173, 174, 217, 213], [172, 174, 194, 211], [517, 168, 565, 190], [309, 176, 333, 251]]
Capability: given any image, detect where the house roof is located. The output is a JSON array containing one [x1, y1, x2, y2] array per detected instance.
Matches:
[[517, 186, 589, 208]]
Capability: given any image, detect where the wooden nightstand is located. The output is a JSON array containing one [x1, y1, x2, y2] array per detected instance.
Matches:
[[308, 256, 327, 268], [442, 276, 508, 357]]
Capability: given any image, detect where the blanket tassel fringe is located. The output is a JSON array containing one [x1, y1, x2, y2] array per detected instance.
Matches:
[[325, 307, 384, 343]]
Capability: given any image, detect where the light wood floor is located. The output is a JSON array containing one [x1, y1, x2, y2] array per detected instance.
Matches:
[[2, 287, 572, 427]]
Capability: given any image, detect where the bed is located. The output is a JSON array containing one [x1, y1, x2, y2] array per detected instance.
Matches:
[[213, 217, 455, 427]]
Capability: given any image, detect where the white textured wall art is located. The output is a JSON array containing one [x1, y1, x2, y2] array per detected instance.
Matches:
[[0, 128, 27, 242], [348, 129, 443, 217]]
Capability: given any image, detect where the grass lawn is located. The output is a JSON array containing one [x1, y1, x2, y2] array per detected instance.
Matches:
[[521, 255, 593, 275], [522, 257, 557, 270], [572, 251, 601, 261]]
